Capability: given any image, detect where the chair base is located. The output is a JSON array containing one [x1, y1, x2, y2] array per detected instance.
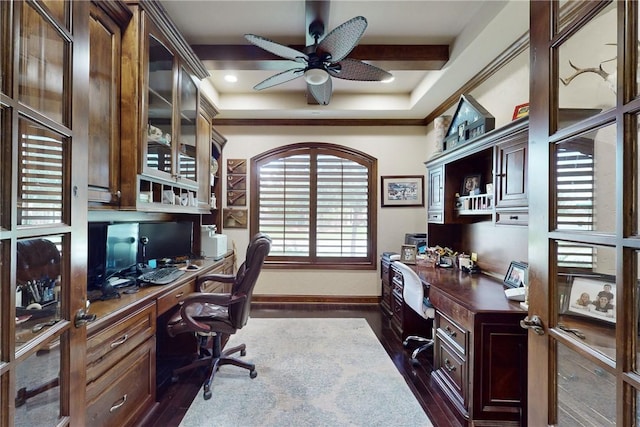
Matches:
[[171, 334, 257, 400], [403, 335, 434, 365]]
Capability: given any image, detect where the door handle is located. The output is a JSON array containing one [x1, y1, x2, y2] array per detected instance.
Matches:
[[520, 314, 545, 335]]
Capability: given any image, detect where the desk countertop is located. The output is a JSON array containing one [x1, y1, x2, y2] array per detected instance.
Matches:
[[412, 261, 524, 314]]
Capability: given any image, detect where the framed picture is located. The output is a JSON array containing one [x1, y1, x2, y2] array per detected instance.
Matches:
[[461, 174, 482, 196], [381, 175, 424, 207], [512, 103, 530, 120], [504, 261, 527, 288], [566, 276, 615, 324], [223, 208, 248, 229], [400, 244, 417, 264]]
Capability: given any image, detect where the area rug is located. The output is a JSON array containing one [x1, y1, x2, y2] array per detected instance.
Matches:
[[179, 317, 433, 427]]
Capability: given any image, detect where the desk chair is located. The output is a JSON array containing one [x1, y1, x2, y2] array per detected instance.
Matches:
[[167, 233, 271, 400], [393, 261, 435, 365]]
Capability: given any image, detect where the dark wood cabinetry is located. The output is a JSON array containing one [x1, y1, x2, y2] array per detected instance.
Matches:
[[419, 267, 527, 426], [425, 119, 528, 227]]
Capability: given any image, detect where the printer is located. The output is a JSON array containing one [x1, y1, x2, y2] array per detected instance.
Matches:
[[201, 226, 228, 260]]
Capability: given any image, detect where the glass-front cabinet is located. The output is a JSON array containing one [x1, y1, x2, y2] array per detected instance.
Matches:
[[121, 2, 210, 212]]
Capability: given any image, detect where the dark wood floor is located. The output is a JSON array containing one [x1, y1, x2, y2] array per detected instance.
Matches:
[[139, 304, 465, 427]]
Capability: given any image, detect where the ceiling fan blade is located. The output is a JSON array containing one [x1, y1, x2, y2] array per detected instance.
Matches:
[[244, 34, 308, 63], [328, 58, 393, 81], [307, 78, 332, 105], [317, 16, 367, 62], [253, 68, 305, 90]]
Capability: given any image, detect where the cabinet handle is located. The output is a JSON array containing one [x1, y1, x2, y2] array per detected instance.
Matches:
[[444, 358, 456, 372], [444, 326, 457, 338], [175, 292, 184, 298], [110, 334, 128, 348], [109, 394, 128, 412], [510, 215, 519, 220]]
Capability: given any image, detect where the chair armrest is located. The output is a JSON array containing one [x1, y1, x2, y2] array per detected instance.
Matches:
[[178, 293, 247, 333], [196, 274, 235, 292]]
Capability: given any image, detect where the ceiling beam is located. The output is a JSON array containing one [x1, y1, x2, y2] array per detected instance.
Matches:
[[192, 44, 449, 71]]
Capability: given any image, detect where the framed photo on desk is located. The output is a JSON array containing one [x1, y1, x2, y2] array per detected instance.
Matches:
[[400, 244, 417, 264]]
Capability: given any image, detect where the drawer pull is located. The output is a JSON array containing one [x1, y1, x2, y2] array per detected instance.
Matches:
[[109, 394, 127, 412], [110, 334, 129, 348], [510, 215, 519, 220], [444, 358, 456, 372], [444, 326, 457, 338], [175, 292, 185, 298]]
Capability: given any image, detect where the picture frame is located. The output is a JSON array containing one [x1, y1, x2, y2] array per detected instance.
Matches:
[[381, 175, 424, 207], [223, 208, 248, 229], [504, 261, 527, 289], [566, 276, 616, 324], [512, 103, 530, 120], [400, 244, 417, 265], [461, 174, 482, 196]]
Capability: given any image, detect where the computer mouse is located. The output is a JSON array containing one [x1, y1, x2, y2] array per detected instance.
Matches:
[[186, 264, 199, 271]]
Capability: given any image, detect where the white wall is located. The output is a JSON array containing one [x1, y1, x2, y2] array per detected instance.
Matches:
[[216, 125, 428, 297]]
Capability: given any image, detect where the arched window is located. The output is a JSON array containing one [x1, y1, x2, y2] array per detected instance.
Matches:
[[250, 143, 377, 269]]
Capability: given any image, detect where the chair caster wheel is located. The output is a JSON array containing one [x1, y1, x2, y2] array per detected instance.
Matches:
[[410, 358, 420, 367], [203, 390, 212, 400], [402, 340, 409, 347], [241, 349, 247, 356], [250, 369, 257, 379]]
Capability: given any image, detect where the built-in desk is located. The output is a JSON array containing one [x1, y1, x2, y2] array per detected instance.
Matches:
[[412, 263, 527, 427], [85, 252, 234, 427]]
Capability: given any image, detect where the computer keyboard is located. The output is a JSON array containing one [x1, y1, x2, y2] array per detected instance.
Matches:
[[138, 267, 185, 285]]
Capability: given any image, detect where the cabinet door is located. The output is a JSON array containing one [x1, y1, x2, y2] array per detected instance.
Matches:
[[88, 4, 121, 205], [427, 164, 445, 223], [495, 133, 527, 208], [144, 32, 175, 179], [177, 67, 198, 184]]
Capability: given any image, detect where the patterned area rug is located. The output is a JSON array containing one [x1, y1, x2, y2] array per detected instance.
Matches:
[[180, 317, 433, 427]]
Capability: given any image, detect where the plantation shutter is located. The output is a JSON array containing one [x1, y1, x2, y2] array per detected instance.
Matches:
[[18, 119, 66, 226], [254, 143, 375, 265], [556, 143, 594, 268]]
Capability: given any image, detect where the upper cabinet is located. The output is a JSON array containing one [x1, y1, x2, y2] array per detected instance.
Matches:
[[425, 118, 528, 226], [119, 0, 213, 213]]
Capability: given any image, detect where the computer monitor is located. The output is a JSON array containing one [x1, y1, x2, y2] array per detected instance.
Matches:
[[105, 222, 139, 277], [138, 221, 193, 263]]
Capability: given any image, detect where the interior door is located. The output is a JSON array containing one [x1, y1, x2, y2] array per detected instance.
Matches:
[[527, 1, 639, 425], [1, 1, 91, 424]]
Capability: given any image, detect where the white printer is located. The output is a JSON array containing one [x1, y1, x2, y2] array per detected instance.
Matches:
[[201, 226, 228, 260]]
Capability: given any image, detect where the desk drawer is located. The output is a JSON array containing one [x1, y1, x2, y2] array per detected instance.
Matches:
[[86, 303, 155, 383], [86, 337, 155, 427], [436, 311, 467, 356], [435, 338, 467, 408], [157, 279, 196, 315]]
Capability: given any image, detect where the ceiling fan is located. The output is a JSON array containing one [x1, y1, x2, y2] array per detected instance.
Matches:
[[244, 14, 393, 105]]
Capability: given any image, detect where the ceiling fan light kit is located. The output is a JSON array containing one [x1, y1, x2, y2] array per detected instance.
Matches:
[[244, 14, 392, 105], [304, 68, 329, 85]]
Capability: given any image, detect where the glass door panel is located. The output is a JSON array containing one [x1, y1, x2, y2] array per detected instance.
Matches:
[[19, 2, 68, 125], [178, 67, 197, 182], [146, 35, 174, 175], [554, 124, 615, 234], [556, 242, 616, 360], [17, 119, 66, 227], [15, 237, 62, 354], [557, 2, 616, 131], [557, 341, 615, 426], [15, 344, 62, 426]]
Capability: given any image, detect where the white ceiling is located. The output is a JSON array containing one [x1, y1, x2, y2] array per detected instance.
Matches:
[[158, 0, 530, 121]]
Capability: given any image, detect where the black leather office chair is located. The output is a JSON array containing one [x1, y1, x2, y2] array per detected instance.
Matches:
[[393, 261, 435, 365], [166, 233, 271, 400]]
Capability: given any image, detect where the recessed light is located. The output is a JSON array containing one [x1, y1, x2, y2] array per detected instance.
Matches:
[[224, 74, 238, 83]]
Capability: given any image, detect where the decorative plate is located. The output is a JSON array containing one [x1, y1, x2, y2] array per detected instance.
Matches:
[[210, 157, 219, 175]]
